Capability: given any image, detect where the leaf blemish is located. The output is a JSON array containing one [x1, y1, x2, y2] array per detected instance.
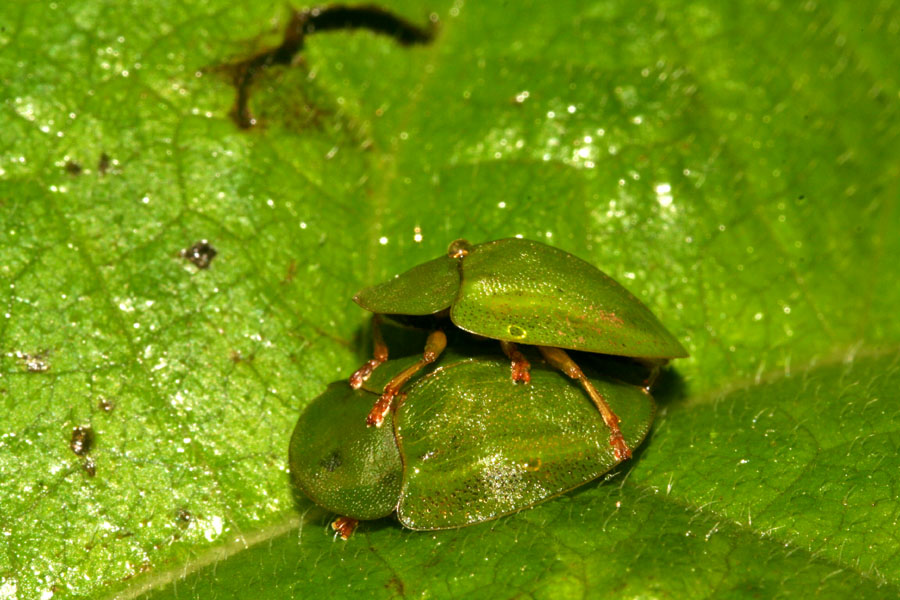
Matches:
[[83, 457, 97, 477], [16, 350, 50, 373], [98, 152, 112, 175], [219, 4, 437, 129], [176, 508, 193, 528], [180, 240, 218, 269], [70, 425, 94, 456], [64, 160, 82, 176]]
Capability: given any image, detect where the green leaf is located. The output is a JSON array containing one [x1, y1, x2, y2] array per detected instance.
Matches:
[[132, 354, 900, 599], [1, 0, 897, 598]]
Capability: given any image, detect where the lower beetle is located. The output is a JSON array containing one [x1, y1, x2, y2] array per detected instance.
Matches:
[[349, 237, 686, 460], [290, 354, 655, 538]]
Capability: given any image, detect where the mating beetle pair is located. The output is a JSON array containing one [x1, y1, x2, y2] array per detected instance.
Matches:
[[290, 353, 656, 538], [291, 238, 686, 537]]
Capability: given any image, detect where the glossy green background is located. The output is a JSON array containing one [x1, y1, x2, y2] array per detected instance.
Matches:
[[1, 0, 898, 598]]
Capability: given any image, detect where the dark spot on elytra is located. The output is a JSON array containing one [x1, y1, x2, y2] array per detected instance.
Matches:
[[319, 450, 342, 472], [180, 240, 217, 269], [70, 426, 94, 456], [218, 4, 436, 129]]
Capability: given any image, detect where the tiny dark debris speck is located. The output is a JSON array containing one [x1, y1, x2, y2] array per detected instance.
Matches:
[[65, 160, 83, 175], [176, 508, 193, 527], [98, 398, 115, 412], [70, 425, 94, 456], [98, 153, 111, 175], [83, 457, 97, 477], [181, 240, 218, 269]]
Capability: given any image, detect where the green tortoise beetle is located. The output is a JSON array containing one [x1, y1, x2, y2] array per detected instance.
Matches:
[[350, 238, 686, 460], [291, 354, 655, 539]]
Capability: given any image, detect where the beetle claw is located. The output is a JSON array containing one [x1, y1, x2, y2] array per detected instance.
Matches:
[[365, 410, 385, 427], [332, 516, 358, 540], [350, 359, 382, 389], [511, 362, 531, 384], [366, 391, 395, 427], [610, 434, 632, 461], [501, 341, 531, 384]]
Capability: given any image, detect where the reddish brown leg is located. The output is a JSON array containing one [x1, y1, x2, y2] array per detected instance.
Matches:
[[350, 315, 388, 389], [367, 330, 447, 427], [538, 346, 631, 461], [500, 340, 531, 384], [331, 516, 358, 540]]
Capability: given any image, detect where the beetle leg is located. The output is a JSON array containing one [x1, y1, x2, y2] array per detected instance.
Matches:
[[635, 358, 668, 392], [538, 346, 631, 461], [500, 341, 531, 384], [331, 516, 358, 540], [367, 330, 447, 427], [350, 315, 388, 389]]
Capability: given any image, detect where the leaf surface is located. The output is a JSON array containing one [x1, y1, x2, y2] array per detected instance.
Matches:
[[1, 0, 898, 598]]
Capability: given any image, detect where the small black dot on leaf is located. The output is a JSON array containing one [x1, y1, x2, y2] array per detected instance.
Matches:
[[98, 153, 112, 175], [180, 240, 218, 269], [176, 508, 193, 527], [70, 426, 94, 456]]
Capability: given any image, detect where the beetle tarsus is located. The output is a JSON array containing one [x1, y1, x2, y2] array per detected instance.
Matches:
[[332, 516, 359, 540], [500, 340, 531, 384], [350, 314, 389, 389], [599, 408, 631, 461], [511, 362, 531, 384], [610, 432, 631, 461], [350, 358, 383, 389], [365, 330, 447, 427], [366, 389, 396, 427]]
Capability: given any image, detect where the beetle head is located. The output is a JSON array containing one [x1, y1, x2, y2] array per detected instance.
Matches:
[[447, 239, 472, 258]]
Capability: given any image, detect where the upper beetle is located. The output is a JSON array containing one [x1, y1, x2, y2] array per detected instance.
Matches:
[[350, 237, 687, 460]]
